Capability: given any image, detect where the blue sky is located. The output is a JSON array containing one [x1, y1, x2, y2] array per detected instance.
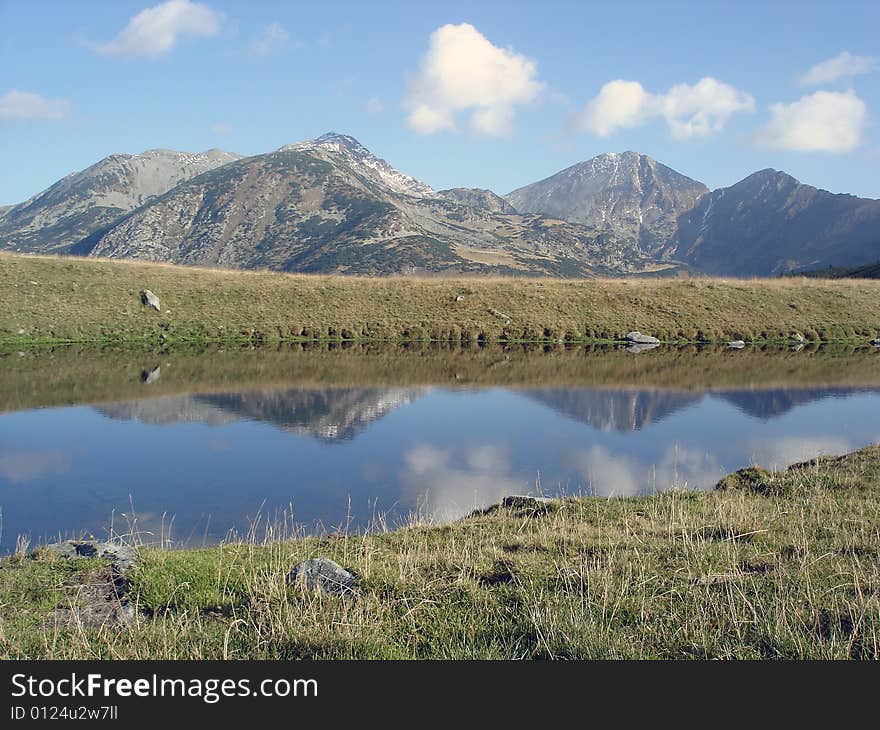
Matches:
[[1, 0, 878, 205]]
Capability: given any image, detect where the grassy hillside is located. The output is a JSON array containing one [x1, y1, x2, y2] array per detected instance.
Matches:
[[2, 252, 879, 346], [2, 445, 878, 659]]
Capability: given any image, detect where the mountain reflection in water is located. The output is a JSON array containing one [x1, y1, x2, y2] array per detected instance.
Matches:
[[1, 345, 879, 552]]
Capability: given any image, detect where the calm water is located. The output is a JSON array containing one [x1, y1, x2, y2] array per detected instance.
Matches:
[[1, 346, 879, 552]]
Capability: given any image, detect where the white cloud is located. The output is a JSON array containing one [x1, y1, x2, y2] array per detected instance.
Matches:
[[800, 51, 876, 86], [573, 77, 754, 140], [659, 78, 757, 139], [399, 443, 526, 522], [91, 0, 221, 58], [0, 90, 70, 123], [404, 23, 545, 138], [574, 80, 650, 137], [566, 443, 724, 496], [251, 22, 289, 57], [364, 96, 387, 114], [755, 89, 866, 152], [566, 445, 641, 496], [746, 435, 853, 471]]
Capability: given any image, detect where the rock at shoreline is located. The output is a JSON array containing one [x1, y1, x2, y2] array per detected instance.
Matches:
[[625, 331, 660, 345], [286, 557, 360, 598], [727, 340, 746, 349], [140, 289, 161, 311], [474, 495, 557, 517], [41, 540, 138, 573], [141, 365, 161, 384]]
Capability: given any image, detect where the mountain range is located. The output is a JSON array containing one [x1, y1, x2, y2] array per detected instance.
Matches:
[[1, 132, 877, 277], [95, 385, 876, 439]]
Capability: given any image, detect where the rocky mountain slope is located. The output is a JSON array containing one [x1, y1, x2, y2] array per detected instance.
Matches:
[[3, 133, 877, 277], [505, 151, 708, 255], [0, 148, 241, 253], [436, 188, 518, 214], [667, 169, 880, 276], [77, 134, 649, 276]]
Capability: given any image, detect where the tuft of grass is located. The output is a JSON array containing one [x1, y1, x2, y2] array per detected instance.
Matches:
[[2, 252, 880, 347], [1, 444, 878, 659]]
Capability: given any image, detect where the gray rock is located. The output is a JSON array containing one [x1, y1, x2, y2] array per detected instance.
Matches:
[[792, 332, 805, 343], [626, 342, 660, 354], [455, 294, 465, 302], [489, 307, 512, 324], [141, 289, 161, 311], [141, 365, 161, 384], [49, 569, 135, 627], [474, 495, 557, 517], [871, 338, 880, 347], [727, 340, 746, 349], [41, 540, 138, 573], [625, 331, 660, 345], [286, 558, 359, 598]]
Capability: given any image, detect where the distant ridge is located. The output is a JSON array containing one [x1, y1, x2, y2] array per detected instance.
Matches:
[[1, 134, 878, 277], [669, 169, 880, 276], [0, 148, 241, 253]]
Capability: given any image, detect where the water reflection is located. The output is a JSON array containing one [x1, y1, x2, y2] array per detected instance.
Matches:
[[98, 388, 425, 441], [1, 345, 879, 552]]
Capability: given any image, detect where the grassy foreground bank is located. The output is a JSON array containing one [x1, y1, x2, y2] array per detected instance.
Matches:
[[2, 252, 880, 346], [1, 445, 878, 659]]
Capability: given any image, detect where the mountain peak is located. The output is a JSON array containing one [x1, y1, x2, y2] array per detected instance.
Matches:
[[314, 132, 367, 150], [736, 168, 801, 192], [281, 131, 367, 155], [505, 151, 707, 255], [0, 146, 242, 253], [281, 132, 435, 197]]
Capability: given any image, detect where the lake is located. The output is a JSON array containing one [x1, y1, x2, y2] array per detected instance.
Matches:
[[1, 343, 878, 553]]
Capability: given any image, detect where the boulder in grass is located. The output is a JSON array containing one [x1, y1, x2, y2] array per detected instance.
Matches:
[[141, 365, 161, 384], [625, 331, 660, 345], [40, 539, 138, 573], [727, 340, 746, 349], [141, 289, 161, 311], [473, 495, 557, 517], [286, 557, 360, 598]]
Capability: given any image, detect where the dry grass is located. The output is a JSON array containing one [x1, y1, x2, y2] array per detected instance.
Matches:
[[1, 445, 878, 659], [2, 252, 879, 346]]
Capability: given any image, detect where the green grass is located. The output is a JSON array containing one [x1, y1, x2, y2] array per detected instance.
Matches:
[[3, 252, 880, 347], [2, 446, 878, 659]]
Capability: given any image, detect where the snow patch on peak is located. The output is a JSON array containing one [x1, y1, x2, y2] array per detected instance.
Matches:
[[281, 132, 434, 197]]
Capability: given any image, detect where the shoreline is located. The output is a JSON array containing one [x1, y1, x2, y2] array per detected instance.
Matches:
[[2, 444, 878, 659], [3, 341, 879, 414]]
